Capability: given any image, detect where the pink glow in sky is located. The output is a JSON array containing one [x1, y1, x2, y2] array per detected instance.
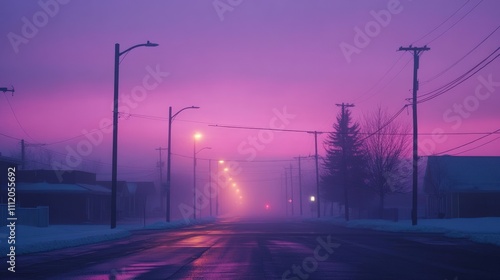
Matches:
[[1, 0, 499, 215]]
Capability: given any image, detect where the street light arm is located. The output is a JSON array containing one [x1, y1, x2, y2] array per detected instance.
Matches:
[[196, 147, 212, 155], [119, 41, 159, 56], [172, 106, 200, 121]]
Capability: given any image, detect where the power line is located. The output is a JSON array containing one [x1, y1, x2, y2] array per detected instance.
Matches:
[[209, 124, 328, 134], [44, 124, 114, 145], [417, 47, 499, 103], [419, 46, 499, 98], [423, 24, 500, 84], [435, 128, 500, 155], [121, 112, 168, 121], [353, 53, 406, 103], [0, 132, 21, 141], [426, 0, 484, 45], [451, 136, 500, 155], [2, 92, 36, 142], [411, 0, 471, 44], [171, 152, 294, 163], [359, 105, 408, 142]]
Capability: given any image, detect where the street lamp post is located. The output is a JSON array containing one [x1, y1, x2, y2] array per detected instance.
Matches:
[[217, 160, 224, 216], [111, 41, 158, 229], [166, 106, 199, 222], [193, 133, 210, 219]]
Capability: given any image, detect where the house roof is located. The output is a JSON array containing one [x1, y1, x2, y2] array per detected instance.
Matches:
[[424, 156, 500, 193], [17, 182, 110, 195]]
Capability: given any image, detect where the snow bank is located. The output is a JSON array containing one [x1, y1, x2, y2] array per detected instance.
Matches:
[[0, 217, 216, 255], [308, 217, 500, 246]]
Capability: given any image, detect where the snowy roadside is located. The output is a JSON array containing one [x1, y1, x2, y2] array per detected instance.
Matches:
[[308, 217, 500, 246], [0, 217, 216, 255]]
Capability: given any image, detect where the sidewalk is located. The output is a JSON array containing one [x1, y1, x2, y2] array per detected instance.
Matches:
[[308, 216, 500, 246]]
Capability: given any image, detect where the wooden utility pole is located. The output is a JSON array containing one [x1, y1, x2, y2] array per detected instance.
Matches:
[[289, 163, 294, 216], [20, 139, 45, 170], [21, 139, 25, 170], [336, 103, 355, 221], [284, 168, 288, 216], [208, 159, 212, 216], [312, 131, 322, 218], [155, 147, 168, 212], [297, 157, 302, 216], [398, 45, 430, 226], [294, 156, 308, 216]]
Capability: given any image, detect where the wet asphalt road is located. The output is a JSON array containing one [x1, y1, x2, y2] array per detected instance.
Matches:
[[2, 217, 500, 279]]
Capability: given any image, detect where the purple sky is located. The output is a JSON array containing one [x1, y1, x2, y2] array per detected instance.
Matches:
[[1, 0, 499, 214]]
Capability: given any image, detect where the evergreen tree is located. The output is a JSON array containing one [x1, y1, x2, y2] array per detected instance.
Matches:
[[322, 107, 366, 221]]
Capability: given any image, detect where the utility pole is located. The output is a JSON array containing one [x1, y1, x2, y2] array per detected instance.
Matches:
[[21, 139, 25, 170], [298, 157, 302, 216], [284, 168, 288, 216], [20, 139, 45, 170], [336, 103, 355, 221], [155, 147, 167, 212], [398, 45, 430, 226], [289, 163, 294, 216], [208, 159, 212, 216], [307, 131, 322, 218], [293, 156, 304, 216], [0, 86, 15, 95]]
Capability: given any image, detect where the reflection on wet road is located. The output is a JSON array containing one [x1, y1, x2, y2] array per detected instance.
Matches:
[[4, 217, 500, 279]]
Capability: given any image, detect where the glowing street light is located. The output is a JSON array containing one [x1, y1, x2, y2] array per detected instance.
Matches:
[[310, 196, 316, 202], [193, 133, 211, 219]]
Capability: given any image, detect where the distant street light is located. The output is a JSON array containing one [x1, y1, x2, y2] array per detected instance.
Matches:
[[193, 133, 210, 219], [111, 41, 158, 229], [166, 106, 199, 222], [310, 196, 316, 217]]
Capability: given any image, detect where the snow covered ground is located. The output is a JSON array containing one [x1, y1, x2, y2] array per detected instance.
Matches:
[[0, 217, 216, 255], [309, 217, 500, 246]]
